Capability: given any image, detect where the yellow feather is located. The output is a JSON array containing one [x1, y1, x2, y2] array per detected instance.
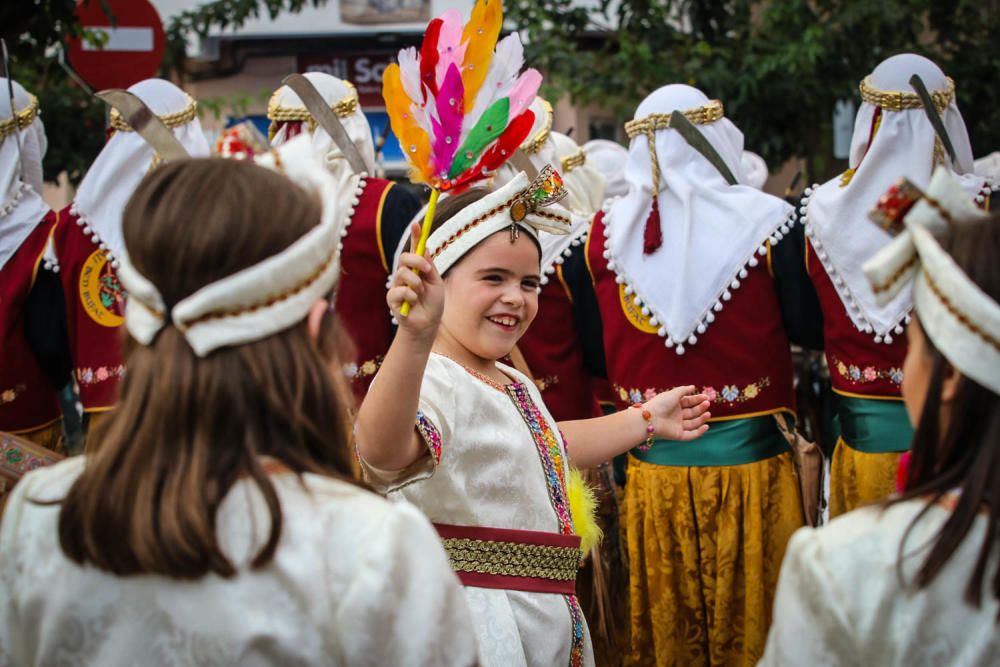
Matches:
[[568, 467, 603, 555], [461, 0, 502, 110], [382, 63, 431, 182]]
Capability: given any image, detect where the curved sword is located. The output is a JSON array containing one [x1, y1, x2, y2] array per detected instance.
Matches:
[[97, 88, 190, 163]]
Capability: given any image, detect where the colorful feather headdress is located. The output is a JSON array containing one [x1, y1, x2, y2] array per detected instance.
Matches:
[[383, 0, 541, 193], [383, 0, 542, 315]]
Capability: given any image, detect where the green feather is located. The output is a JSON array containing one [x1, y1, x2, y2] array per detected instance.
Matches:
[[448, 97, 510, 178]]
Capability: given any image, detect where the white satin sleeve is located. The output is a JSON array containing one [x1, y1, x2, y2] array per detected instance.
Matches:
[[758, 527, 859, 666], [334, 499, 478, 666], [359, 355, 458, 494]]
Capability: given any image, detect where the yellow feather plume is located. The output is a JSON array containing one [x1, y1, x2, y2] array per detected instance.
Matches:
[[568, 467, 603, 555], [460, 0, 502, 111], [382, 63, 432, 182]]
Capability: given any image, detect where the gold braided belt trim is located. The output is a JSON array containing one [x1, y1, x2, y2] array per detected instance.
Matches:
[[624, 99, 725, 139], [0, 94, 39, 141], [560, 148, 586, 173], [110, 95, 199, 133], [267, 81, 360, 123], [859, 76, 955, 113], [434, 523, 582, 594], [522, 98, 554, 154]]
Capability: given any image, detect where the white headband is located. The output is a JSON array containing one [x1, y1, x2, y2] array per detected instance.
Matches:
[[427, 166, 572, 275], [864, 167, 999, 394], [117, 134, 351, 357]]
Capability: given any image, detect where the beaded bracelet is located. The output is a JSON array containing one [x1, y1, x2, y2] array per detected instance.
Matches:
[[631, 403, 655, 452]]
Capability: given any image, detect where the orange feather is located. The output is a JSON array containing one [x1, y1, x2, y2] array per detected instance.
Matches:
[[383, 63, 432, 182], [460, 0, 502, 110]]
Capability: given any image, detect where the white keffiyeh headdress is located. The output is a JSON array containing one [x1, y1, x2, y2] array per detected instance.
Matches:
[[603, 84, 794, 355], [71, 79, 211, 268], [0, 78, 49, 273], [117, 134, 352, 357], [864, 167, 998, 394], [803, 53, 988, 344]]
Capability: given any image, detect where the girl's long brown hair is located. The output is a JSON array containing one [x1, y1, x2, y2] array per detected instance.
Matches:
[[56, 158, 356, 579], [892, 212, 1000, 616]]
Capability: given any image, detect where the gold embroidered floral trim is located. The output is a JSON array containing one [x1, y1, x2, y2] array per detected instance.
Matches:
[[75, 365, 125, 386], [343, 356, 383, 380], [441, 537, 580, 581], [110, 96, 198, 132], [832, 357, 904, 385], [615, 377, 771, 406], [0, 95, 39, 141], [0, 384, 26, 406]]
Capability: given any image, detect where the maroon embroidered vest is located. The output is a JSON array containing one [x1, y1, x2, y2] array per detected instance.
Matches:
[[587, 211, 795, 417], [518, 275, 600, 421], [336, 177, 398, 401], [806, 240, 906, 398], [0, 210, 63, 432], [52, 207, 125, 411]]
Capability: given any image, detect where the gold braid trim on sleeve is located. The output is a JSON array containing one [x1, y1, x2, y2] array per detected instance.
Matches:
[[560, 148, 586, 173], [441, 537, 581, 581], [623, 99, 725, 196], [110, 95, 199, 133], [521, 98, 554, 154], [859, 76, 955, 113], [0, 94, 39, 141]]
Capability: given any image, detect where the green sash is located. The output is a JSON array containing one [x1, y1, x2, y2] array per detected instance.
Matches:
[[835, 394, 913, 454], [630, 414, 788, 467]]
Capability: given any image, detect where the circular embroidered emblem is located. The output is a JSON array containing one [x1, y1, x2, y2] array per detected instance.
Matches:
[[619, 283, 658, 334], [79, 250, 126, 327]]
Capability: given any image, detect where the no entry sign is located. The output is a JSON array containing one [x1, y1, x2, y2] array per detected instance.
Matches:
[[67, 0, 166, 91]]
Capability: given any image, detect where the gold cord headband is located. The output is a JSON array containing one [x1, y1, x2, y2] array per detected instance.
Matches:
[[109, 95, 198, 133], [0, 94, 39, 141], [859, 76, 955, 113], [267, 81, 360, 140], [521, 98, 553, 154], [560, 148, 586, 173], [624, 99, 725, 196]]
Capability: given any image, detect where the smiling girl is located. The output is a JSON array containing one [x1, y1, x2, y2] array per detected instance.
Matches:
[[355, 168, 712, 667]]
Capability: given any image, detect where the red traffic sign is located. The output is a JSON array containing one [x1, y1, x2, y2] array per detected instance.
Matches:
[[67, 0, 166, 91]]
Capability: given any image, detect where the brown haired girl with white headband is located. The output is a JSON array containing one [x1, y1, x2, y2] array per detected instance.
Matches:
[[0, 153, 477, 666], [355, 167, 712, 667], [762, 169, 1000, 663]]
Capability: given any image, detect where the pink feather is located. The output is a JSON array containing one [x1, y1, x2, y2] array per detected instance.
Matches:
[[431, 63, 465, 176], [506, 69, 541, 119], [435, 9, 468, 83]]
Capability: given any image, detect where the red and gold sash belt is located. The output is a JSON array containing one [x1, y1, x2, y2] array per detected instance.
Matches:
[[433, 523, 581, 595]]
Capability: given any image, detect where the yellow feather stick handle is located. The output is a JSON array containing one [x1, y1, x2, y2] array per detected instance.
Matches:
[[399, 188, 440, 318]]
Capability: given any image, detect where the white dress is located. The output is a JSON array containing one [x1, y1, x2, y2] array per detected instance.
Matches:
[[362, 353, 595, 667], [759, 496, 1000, 666], [0, 456, 478, 667]]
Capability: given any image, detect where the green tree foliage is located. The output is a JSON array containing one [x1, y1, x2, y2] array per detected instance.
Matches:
[[508, 0, 1000, 182]]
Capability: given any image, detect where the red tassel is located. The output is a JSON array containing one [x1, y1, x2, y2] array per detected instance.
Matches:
[[643, 197, 662, 255]]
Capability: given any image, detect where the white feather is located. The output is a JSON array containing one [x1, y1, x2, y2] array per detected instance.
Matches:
[[398, 47, 423, 103], [460, 33, 524, 143]]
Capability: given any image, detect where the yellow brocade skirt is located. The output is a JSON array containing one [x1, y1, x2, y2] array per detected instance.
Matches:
[[829, 437, 901, 518], [623, 452, 802, 667]]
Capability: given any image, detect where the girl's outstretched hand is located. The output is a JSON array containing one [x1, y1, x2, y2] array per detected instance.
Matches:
[[645, 385, 712, 441], [388, 222, 445, 341]]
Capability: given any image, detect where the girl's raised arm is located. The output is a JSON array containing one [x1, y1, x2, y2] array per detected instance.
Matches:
[[559, 386, 711, 469], [355, 224, 445, 471]]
